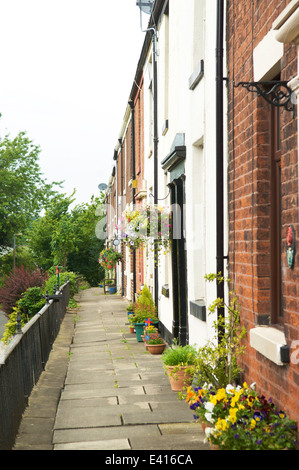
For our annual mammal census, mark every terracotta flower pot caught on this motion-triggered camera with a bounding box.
[146,342,166,355]
[166,366,193,391]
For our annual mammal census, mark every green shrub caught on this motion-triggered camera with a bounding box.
[44,271,78,297]
[1,270,79,343]
[161,343,197,367]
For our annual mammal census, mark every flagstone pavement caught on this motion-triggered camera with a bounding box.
[13,287,210,451]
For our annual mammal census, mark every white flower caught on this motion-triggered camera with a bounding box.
[205,426,213,438]
[204,402,215,413]
[226,384,235,394]
[204,412,215,423]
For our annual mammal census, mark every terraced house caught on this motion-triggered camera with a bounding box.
[103,0,299,430]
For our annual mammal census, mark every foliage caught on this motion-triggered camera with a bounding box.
[44,271,79,297]
[17,286,46,317]
[144,324,158,335]
[0,246,37,279]
[0,266,47,315]
[99,247,122,271]
[186,383,297,450]
[27,194,105,285]
[126,303,134,312]
[161,343,197,367]
[131,285,158,323]
[145,333,164,345]
[1,270,79,343]
[0,131,61,250]
[1,286,45,343]
[193,273,246,389]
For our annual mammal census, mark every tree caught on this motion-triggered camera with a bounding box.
[67,197,105,285]
[27,193,105,285]
[0,131,61,250]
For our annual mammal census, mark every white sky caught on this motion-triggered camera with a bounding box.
[0,0,147,205]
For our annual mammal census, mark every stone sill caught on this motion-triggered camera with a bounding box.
[249,326,288,366]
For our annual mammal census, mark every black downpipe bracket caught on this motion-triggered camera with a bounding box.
[216,0,225,339]
[129,100,137,298]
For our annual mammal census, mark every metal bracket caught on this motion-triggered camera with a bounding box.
[234,81,295,113]
[43,288,62,304]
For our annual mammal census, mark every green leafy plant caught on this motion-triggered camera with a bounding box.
[99,247,122,271]
[130,285,158,323]
[1,286,45,343]
[1,270,79,343]
[161,343,197,367]
[193,273,246,389]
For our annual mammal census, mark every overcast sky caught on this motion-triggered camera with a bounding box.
[0,0,147,205]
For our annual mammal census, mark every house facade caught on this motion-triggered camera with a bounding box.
[103,0,298,430]
[227,0,299,424]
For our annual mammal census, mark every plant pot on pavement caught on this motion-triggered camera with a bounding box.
[166,366,193,391]
[147,342,166,355]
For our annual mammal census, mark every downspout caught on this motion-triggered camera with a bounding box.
[216,0,225,339]
[152,30,159,310]
[119,138,125,297]
[129,100,137,298]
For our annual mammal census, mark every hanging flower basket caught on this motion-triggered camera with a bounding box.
[116,204,172,260]
[98,247,122,271]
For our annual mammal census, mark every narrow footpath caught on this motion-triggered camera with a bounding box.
[13,287,209,451]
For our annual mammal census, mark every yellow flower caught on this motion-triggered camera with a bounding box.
[228,407,238,423]
[215,388,226,402]
[243,382,248,389]
[210,395,217,406]
[250,419,256,429]
[215,418,229,431]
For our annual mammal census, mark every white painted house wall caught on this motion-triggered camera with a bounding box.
[142,0,228,347]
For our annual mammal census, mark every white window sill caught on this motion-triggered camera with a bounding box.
[249,326,288,366]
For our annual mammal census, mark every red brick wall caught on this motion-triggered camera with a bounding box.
[113,76,145,301]
[227,0,299,425]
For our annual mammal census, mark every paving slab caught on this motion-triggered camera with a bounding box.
[13,288,210,451]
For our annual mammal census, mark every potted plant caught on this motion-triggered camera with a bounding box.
[191,273,246,390]
[126,303,134,318]
[161,342,197,391]
[131,285,158,342]
[186,382,297,450]
[145,333,166,355]
[128,313,136,334]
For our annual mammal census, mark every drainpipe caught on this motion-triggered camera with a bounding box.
[129,100,137,298]
[152,30,159,311]
[119,138,125,297]
[216,0,225,339]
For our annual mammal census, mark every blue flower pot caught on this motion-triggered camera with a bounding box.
[109,287,116,294]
